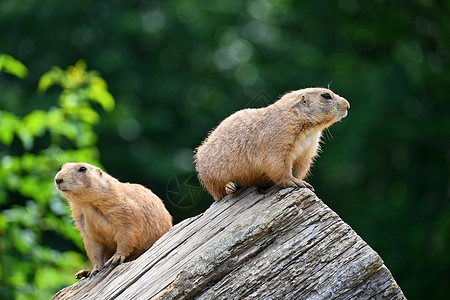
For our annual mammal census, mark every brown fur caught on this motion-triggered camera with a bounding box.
[55,162,172,279]
[195,87,350,200]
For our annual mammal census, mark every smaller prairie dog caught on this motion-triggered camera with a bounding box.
[55,162,172,279]
[195,87,350,200]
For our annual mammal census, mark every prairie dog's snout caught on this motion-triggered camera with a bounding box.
[341,98,350,110]
[55,176,63,189]
[55,171,67,191]
[340,98,350,117]
[332,92,350,110]
[54,165,77,192]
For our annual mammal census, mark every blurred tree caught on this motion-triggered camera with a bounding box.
[0,0,449,299]
[0,56,114,299]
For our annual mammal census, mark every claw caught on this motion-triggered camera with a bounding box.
[75,269,91,280]
[303,181,315,191]
[74,266,103,280]
[291,180,314,191]
[88,268,100,279]
[292,180,306,188]
[225,181,238,194]
[104,254,126,269]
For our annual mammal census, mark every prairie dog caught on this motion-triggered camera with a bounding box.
[55,162,172,279]
[195,87,350,200]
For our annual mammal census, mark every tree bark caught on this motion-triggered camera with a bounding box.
[52,186,406,300]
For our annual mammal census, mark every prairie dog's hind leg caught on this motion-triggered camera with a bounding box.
[225,181,239,195]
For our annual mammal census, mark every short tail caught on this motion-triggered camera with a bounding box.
[225,181,238,195]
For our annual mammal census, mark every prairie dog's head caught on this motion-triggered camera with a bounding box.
[55,162,107,202]
[278,87,350,129]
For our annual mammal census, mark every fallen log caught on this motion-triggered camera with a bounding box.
[52,186,406,299]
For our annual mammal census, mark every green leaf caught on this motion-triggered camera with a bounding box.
[59,121,79,140]
[59,91,81,110]
[38,66,63,93]
[46,108,64,128]
[0,155,21,173]
[64,60,88,89]
[87,83,115,111]
[38,72,54,93]
[16,124,34,150]
[0,54,28,78]
[72,106,100,125]
[0,111,19,145]
[81,107,100,124]
[0,214,7,231]
[23,110,47,137]
[75,130,97,147]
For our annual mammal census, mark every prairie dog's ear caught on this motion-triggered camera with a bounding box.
[296,94,307,106]
[97,168,103,176]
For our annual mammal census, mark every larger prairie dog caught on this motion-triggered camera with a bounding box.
[55,162,172,279]
[195,87,350,200]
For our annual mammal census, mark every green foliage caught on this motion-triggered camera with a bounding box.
[38,60,114,112]
[0,54,28,79]
[0,57,114,299]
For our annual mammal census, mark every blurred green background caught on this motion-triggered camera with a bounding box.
[0,0,449,299]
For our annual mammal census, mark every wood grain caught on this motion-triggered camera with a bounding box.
[52,186,406,300]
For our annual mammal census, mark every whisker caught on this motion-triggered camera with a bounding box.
[327,81,333,90]
[323,128,333,141]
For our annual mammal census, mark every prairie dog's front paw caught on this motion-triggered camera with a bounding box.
[75,269,91,280]
[103,254,126,269]
[302,181,314,191]
[282,179,314,191]
[281,178,304,188]
[88,268,102,279]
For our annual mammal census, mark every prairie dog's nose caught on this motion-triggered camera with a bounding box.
[344,100,350,110]
[55,178,63,185]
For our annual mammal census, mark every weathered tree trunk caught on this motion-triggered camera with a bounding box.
[52,186,406,299]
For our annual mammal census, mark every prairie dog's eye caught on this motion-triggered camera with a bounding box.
[321,93,332,100]
[78,167,87,172]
